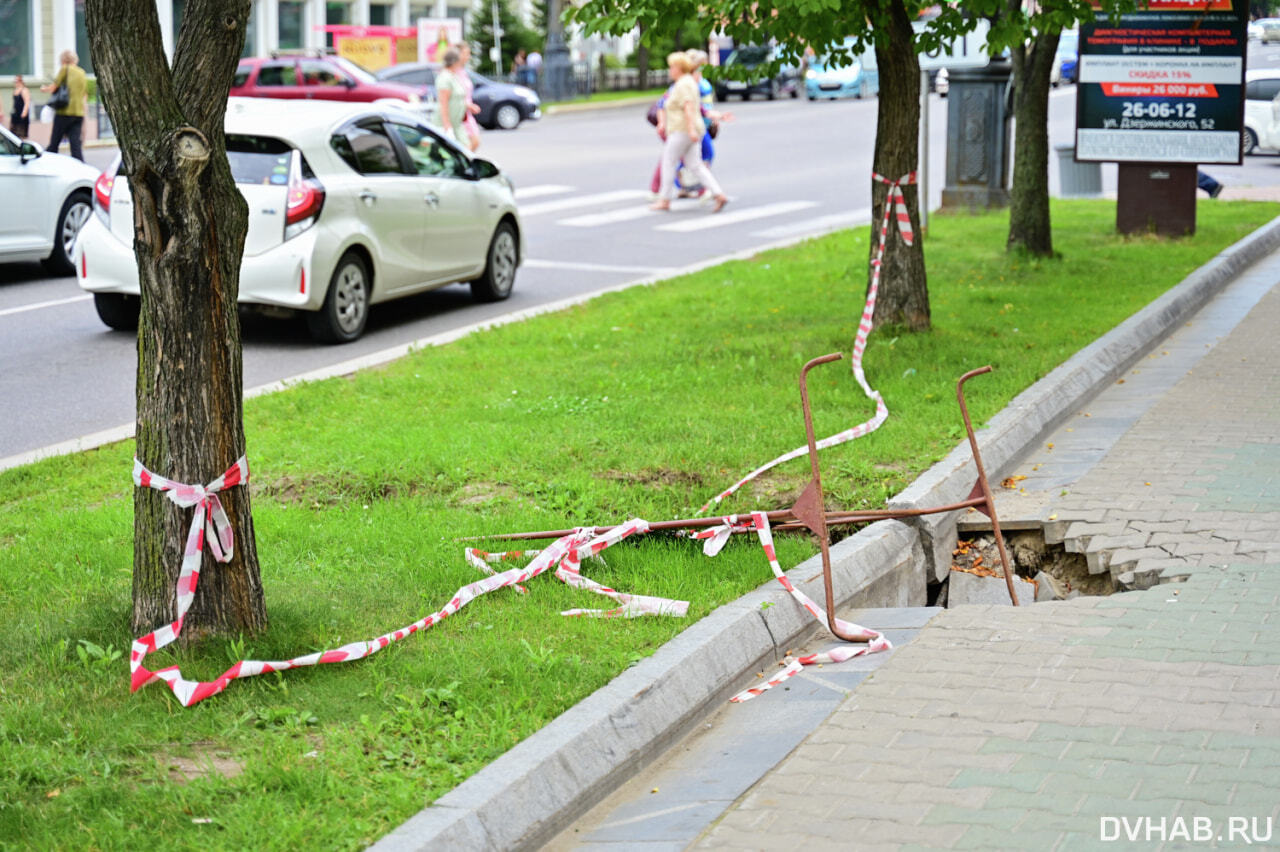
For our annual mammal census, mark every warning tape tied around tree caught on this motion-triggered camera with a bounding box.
[130,463,690,708]
[697,171,914,515]
[129,463,887,706]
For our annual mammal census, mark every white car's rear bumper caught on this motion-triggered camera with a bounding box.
[75,215,323,311]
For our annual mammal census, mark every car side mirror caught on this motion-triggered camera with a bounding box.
[469,158,500,180]
[19,141,42,163]
[342,77,356,88]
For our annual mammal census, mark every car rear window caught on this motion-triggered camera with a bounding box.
[226,135,295,186]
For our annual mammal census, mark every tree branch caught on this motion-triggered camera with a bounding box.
[171,0,251,139]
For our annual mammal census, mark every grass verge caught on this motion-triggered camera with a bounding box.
[1,199,1276,848]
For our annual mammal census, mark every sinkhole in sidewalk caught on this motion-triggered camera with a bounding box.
[932,527,1117,607]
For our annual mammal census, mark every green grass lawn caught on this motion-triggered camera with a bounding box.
[1,200,1275,849]
[547,86,668,108]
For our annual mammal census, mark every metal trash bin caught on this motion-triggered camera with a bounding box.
[1056,144,1101,197]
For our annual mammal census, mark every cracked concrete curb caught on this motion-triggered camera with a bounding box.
[368,521,917,852]
[370,215,1280,850]
[889,214,1280,582]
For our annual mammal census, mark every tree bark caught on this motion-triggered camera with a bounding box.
[1007,30,1060,256]
[870,0,930,331]
[86,0,267,639]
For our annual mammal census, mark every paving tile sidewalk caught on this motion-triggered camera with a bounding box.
[693,273,1280,848]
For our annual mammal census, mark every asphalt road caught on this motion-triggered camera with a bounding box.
[4,42,1280,461]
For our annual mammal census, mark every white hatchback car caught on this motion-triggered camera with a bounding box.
[1243,70,1280,155]
[76,98,523,342]
[0,124,99,274]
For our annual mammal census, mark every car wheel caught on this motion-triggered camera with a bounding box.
[471,221,518,303]
[1243,127,1259,156]
[45,191,92,276]
[790,85,799,99]
[308,252,370,343]
[494,102,522,130]
[807,93,816,101]
[93,293,140,331]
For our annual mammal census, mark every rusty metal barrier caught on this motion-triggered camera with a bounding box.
[475,355,1019,610]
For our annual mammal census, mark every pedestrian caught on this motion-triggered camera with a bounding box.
[435,47,472,148]
[650,52,727,213]
[527,49,543,87]
[456,42,483,152]
[8,74,31,139]
[511,49,527,84]
[1197,170,1224,198]
[40,50,87,161]
[680,49,732,199]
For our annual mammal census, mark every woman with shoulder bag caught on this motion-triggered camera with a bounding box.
[40,50,87,161]
[650,52,727,213]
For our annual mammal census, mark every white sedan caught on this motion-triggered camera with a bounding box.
[76,98,523,343]
[0,124,99,274]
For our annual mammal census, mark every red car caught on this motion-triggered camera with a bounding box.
[232,55,432,115]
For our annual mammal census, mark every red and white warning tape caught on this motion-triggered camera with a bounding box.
[130,465,686,707]
[697,171,915,515]
[727,512,890,702]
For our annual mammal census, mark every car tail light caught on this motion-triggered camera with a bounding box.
[285,177,324,241]
[94,164,117,224]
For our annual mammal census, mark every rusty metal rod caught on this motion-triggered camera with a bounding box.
[458,496,994,544]
[956,366,1019,606]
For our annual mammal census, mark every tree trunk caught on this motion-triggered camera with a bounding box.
[870,0,930,331]
[1007,30,1060,256]
[86,0,267,640]
[637,23,649,90]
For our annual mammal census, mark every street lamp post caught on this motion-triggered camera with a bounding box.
[542,0,572,100]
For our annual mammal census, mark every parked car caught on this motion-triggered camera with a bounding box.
[804,39,879,100]
[1262,20,1280,43]
[714,46,800,101]
[1243,69,1280,154]
[231,54,434,123]
[76,98,522,343]
[1051,30,1078,86]
[376,62,541,130]
[0,123,98,274]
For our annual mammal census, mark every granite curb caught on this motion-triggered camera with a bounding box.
[372,215,1280,850]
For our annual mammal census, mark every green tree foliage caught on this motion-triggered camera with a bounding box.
[471,0,542,77]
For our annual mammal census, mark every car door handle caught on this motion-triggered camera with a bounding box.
[424,192,440,208]
[359,190,377,206]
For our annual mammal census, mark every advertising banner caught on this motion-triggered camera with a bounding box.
[1075,0,1247,164]
[416,17,465,65]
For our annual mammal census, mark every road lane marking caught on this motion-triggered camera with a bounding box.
[0,294,92,318]
[752,208,871,239]
[557,206,660,227]
[519,189,650,216]
[514,184,574,200]
[525,258,678,274]
[654,201,818,233]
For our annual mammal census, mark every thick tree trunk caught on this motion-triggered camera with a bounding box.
[870,0,930,331]
[1007,31,1060,256]
[86,0,267,639]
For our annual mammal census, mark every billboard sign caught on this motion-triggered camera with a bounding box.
[416,17,465,65]
[1075,0,1247,164]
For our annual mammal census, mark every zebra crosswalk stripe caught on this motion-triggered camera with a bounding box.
[654,201,818,233]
